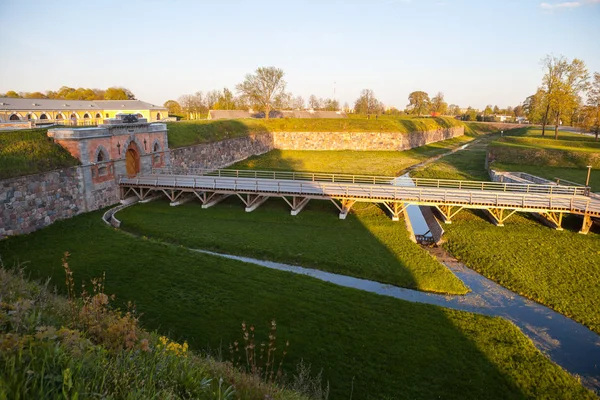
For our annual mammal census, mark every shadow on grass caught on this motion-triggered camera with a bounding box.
[0,210,557,399]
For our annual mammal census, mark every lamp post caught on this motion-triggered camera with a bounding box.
[586,165,592,187]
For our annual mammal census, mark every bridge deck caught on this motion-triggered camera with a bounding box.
[119,169,600,233]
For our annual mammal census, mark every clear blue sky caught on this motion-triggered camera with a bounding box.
[1,0,599,110]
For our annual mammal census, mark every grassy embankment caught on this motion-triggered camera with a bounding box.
[411,127,600,334]
[0,128,80,180]
[0,267,310,399]
[489,128,600,190]
[166,116,463,148]
[0,212,594,399]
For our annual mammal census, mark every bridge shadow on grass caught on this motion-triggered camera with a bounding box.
[1,211,589,399]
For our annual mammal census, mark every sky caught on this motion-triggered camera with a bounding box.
[1,0,599,110]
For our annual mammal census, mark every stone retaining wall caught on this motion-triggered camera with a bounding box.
[1,168,84,237]
[169,133,274,171]
[272,127,464,151]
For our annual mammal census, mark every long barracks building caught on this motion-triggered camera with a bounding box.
[0,97,168,126]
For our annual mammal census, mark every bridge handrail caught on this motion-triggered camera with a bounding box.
[150,168,589,196]
[119,175,597,212]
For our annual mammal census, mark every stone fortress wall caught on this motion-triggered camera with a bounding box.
[1,126,463,237]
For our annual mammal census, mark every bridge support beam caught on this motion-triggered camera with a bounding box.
[484,208,517,227]
[435,205,463,224]
[282,196,311,216]
[382,202,406,222]
[237,194,269,212]
[162,189,186,204]
[579,214,593,235]
[170,194,194,207]
[127,187,154,202]
[201,193,230,209]
[537,211,564,231]
[333,199,356,220]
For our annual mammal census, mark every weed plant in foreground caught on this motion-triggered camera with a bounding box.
[0,211,595,399]
[0,261,311,399]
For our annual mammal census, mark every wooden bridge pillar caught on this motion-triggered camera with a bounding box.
[484,208,517,227]
[435,205,463,224]
[382,202,406,222]
[282,196,311,216]
[335,199,356,220]
[537,211,564,231]
[579,214,593,235]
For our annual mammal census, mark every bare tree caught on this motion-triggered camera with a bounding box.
[354,89,382,115]
[236,67,286,120]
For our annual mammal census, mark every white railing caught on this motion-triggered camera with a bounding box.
[150,168,590,196]
[119,175,599,216]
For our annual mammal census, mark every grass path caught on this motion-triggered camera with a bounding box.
[0,211,594,399]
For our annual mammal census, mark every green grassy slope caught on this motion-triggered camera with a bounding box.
[0,212,593,399]
[0,128,80,179]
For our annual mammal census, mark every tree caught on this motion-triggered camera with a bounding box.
[236,67,285,120]
[164,100,182,115]
[104,87,130,100]
[448,104,461,116]
[308,95,321,110]
[406,91,430,115]
[430,92,448,115]
[2,90,21,98]
[354,89,382,115]
[538,55,588,138]
[584,72,600,141]
[322,98,340,111]
[217,88,236,110]
[493,105,500,114]
[24,92,47,99]
[291,95,305,110]
[545,57,589,139]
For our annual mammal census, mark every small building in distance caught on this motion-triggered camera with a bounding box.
[0,97,168,128]
[207,109,348,120]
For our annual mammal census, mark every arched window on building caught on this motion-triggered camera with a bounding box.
[156,112,161,120]
[40,113,48,120]
[152,142,161,164]
[95,113,102,119]
[96,148,109,176]
[9,114,21,121]
[137,113,143,118]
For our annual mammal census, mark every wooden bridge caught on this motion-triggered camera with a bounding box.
[119,168,600,234]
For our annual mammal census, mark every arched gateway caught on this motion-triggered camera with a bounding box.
[125,142,141,177]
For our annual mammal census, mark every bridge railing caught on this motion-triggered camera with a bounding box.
[151,167,590,196]
[120,175,598,216]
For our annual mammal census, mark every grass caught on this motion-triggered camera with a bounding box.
[0,267,310,400]
[0,128,80,179]
[234,136,473,177]
[118,199,468,295]
[0,212,594,399]
[493,163,600,192]
[489,136,600,169]
[412,127,600,334]
[166,116,463,148]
